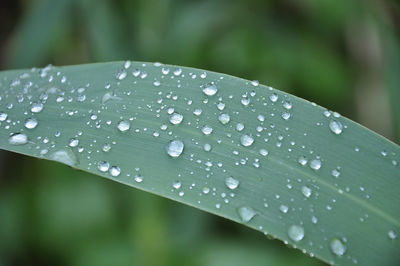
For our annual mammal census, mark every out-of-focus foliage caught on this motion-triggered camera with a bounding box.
[0,0,399,265]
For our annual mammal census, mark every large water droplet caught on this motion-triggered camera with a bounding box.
[218,113,230,124]
[240,134,254,147]
[69,138,79,147]
[170,113,183,125]
[329,120,343,135]
[330,238,346,256]
[8,133,28,145]
[24,118,38,129]
[117,120,130,132]
[49,149,78,166]
[309,159,322,170]
[225,177,239,190]
[288,225,305,242]
[202,83,217,96]
[166,140,184,158]
[201,125,213,135]
[31,102,43,113]
[0,112,7,121]
[109,166,121,177]
[98,161,110,172]
[237,206,257,222]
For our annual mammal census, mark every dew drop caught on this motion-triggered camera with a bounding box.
[116,70,127,80]
[330,238,346,256]
[298,156,308,166]
[172,181,181,189]
[0,112,7,121]
[388,230,397,239]
[225,177,239,190]
[281,112,291,120]
[170,113,183,125]
[202,125,213,135]
[166,140,184,158]
[301,186,312,198]
[68,138,79,147]
[24,118,38,129]
[218,113,230,124]
[329,120,343,135]
[31,102,43,113]
[134,174,143,183]
[98,161,110,172]
[288,225,305,242]
[117,120,130,132]
[8,133,28,145]
[49,149,77,166]
[269,93,278,103]
[109,166,121,177]
[203,143,212,152]
[202,83,217,96]
[240,134,254,147]
[236,123,244,132]
[102,144,111,152]
[279,205,289,213]
[309,159,322,170]
[237,206,257,222]
[259,149,269,156]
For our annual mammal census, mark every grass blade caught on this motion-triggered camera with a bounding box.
[0,61,399,265]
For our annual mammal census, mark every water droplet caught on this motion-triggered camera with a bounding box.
[237,206,257,222]
[31,102,43,113]
[170,113,183,125]
[259,149,269,156]
[117,120,130,132]
[166,140,184,158]
[298,156,308,166]
[116,69,127,80]
[172,181,181,189]
[309,159,322,170]
[236,123,244,132]
[109,166,121,177]
[332,168,341,178]
[240,134,254,147]
[218,113,230,124]
[301,186,312,198]
[98,161,110,172]
[202,83,217,96]
[0,112,7,121]
[269,93,278,103]
[8,133,28,145]
[241,97,250,106]
[134,174,143,183]
[49,149,77,166]
[69,138,79,147]
[204,143,212,152]
[279,204,289,213]
[24,118,38,129]
[330,238,346,256]
[388,230,397,239]
[225,177,239,190]
[251,80,259,86]
[281,112,291,120]
[202,125,213,135]
[288,225,305,242]
[283,101,292,110]
[102,144,111,152]
[329,120,343,135]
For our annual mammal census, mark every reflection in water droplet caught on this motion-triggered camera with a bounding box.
[166,140,184,158]
[8,133,28,145]
[288,225,305,242]
[117,120,130,132]
[330,238,346,256]
[237,206,257,222]
[240,134,254,147]
[24,118,38,129]
[225,177,239,190]
[329,120,343,135]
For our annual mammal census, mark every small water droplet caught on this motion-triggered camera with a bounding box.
[69,138,79,147]
[109,166,121,177]
[24,118,38,129]
[279,204,289,213]
[330,238,346,256]
[170,113,183,125]
[269,93,278,103]
[166,140,184,158]
[298,156,308,166]
[259,149,269,156]
[204,143,212,152]
[329,120,343,135]
[117,120,130,132]
[134,174,143,183]
[172,181,181,189]
[332,168,341,178]
[202,83,217,96]
[225,177,239,190]
[240,134,254,147]
[0,112,7,121]
[116,69,127,80]
[301,186,312,198]
[237,206,257,222]
[281,112,291,120]
[288,225,304,242]
[388,230,397,240]
[8,133,28,145]
[236,123,244,132]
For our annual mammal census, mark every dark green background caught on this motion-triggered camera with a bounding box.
[0,0,399,265]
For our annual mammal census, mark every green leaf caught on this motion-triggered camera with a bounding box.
[0,61,399,265]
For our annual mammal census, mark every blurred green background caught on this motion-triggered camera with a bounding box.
[0,0,399,265]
